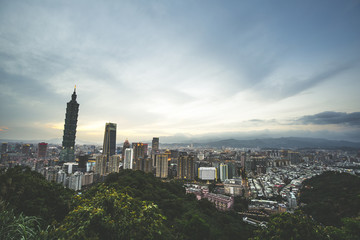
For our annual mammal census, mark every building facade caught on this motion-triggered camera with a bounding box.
[152,137,159,153]
[37,142,48,159]
[124,148,133,169]
[103,122,117,161]
[60,87,79,162]
[156,154,168,178]
[177,155,195,180]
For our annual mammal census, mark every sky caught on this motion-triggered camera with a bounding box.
[0,0,360,144]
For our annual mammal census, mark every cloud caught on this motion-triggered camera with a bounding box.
[297,111,360,126]
[0,126,8,131]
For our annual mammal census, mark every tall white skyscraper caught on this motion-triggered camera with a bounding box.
[124,148,133,169]
[220,163,228,182]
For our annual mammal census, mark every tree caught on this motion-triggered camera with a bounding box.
[0,201,45,240]
[250,211,328,240]
[54,186,172,240]
[0,166,74,224]
[300,171,360,226]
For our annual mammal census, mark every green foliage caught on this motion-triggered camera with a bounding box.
[0,166,74,225]
[0,201,45,240]
[54,186,171,240]
[86,170,253,240]
[233,196,249,212]
[324,217,360,240]
[300,171,360,226]
[250,211,328,240]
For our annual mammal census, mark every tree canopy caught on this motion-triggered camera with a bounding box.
[0,166,74,224]
[300,171,360,226]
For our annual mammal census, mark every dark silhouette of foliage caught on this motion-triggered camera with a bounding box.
[300,171,360,226]
[250,211,328,240]
[0,200,53,240]
[53,187,171,240]
[84,170,253,240]
[0,166,74,225]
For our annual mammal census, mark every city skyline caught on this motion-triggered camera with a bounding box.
[0,1,360,143]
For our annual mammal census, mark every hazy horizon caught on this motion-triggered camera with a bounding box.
[1,1,359,143]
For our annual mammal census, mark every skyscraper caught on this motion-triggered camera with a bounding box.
[152,137,159,153]
[177,155,195,180]
[103,123,117,160]
[122,139,131,160]
[38,142,48,159]
[60,87,79,162]
[124,148,133,169]
[1,143,7,153]
[156,154,168,178]
[220,163,229,182]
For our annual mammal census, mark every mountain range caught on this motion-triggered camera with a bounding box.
[1,137,359,149]
[162,137,360,149]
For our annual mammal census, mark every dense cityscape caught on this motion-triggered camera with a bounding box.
[1,1,359,239]
[1,89,359,233]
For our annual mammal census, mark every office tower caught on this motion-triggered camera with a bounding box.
[103,122,117,160]
[22,144,31,156]
[156,154,168,178]
[227,162,235,179]
[144,158,152,173]
[68,171,83,191]
[132,142,146,169]
[1,143,7,153]
[143,143,148,156]
[124,148,133,169]
[82,172,94,186]
[38,142,48,159]
[78,155,89,172]
[56,170,67,186]
[152,137,159,153]
[60,87,79,162]
[177,155,195,180]
[220,164,229,182]
[108,155,121,173]
[122,139,131,159]
[95,155,107,176]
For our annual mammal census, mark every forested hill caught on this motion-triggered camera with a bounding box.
[1,167,359,239]
[0,167,253,239]
[300,171,360,226]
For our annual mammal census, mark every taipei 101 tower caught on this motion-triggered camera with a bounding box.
[60,86,79,162]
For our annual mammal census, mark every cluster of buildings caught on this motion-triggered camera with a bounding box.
[1,88,359,214]
[185,184,234,211]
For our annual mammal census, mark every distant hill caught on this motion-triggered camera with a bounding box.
[0,138,97,145]
[199,137,360,149]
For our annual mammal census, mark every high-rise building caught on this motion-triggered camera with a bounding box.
[156,154,168,178]
[60,87,79,162]
[122,139,131,159]
[38,142,48,159]
[1,143,7,153]
[132,142,146,169]
[220,164,228,182]
[68,171,83,191]
[143,157,152,173]
[152,137,159,153]
[177,155,195,180]
[95,155,107,176]
[103,122,117,160]
[124,148,133,169]
[108,155,121,173]
[56,169,67,186]
[22,144,31,156]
